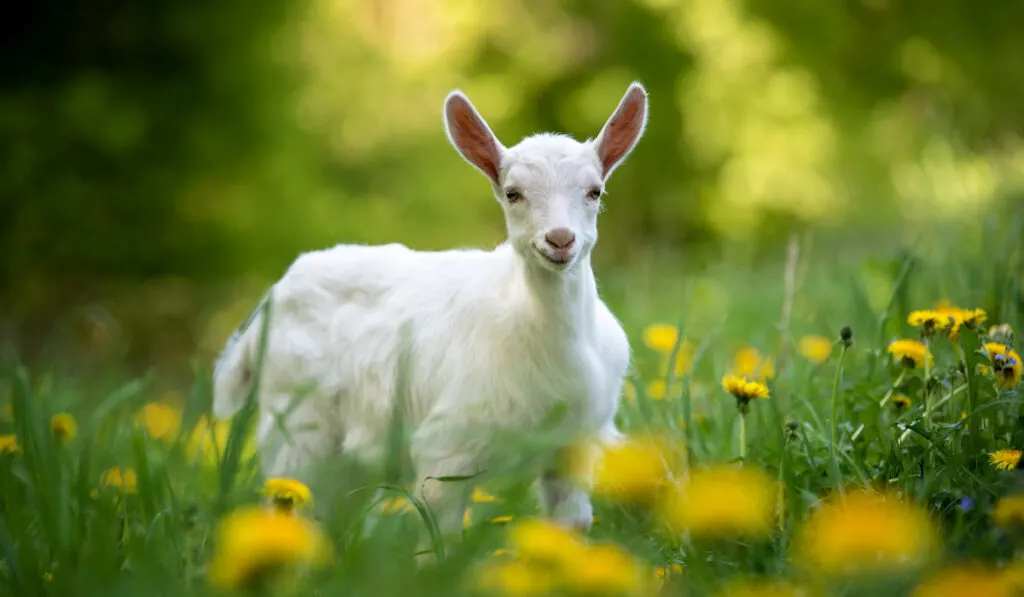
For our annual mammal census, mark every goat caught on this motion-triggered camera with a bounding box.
[212,82,649,544]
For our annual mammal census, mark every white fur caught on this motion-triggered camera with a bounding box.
[213,82,649,542]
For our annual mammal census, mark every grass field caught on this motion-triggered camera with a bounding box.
[1,214,1023,597]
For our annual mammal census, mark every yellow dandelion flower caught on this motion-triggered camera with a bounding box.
[592,435,681,503]
[913,564,1017,597]
[982,342,1022,389]
[887,339,933,369]
[989,449,1023,471]
[565,542,645,596]
[507,518,589,570]
[657,341,696,378]
[474,558,555,597]
[714,578,813,597]
[50,413,77,443]
[263,478,312,513]
[722,375,770,402]
[929,305,988,340]
[654,563,683,582]
[891,395,912,410]
[659,465,776,540]
[731,347,775,381]
[798,336,833,365]
[993,495,1024,530]
[645,379,667,400]
[473,487,497,503]
[0,434,17,455]
[908,309,954,332]
[491,515,513,524]
[206,505,332,590]
[643,323,680,353]
[378,496,414,515]
[99,467,138,494]
[135,402,182,441]
[186,415,256,466]
[793,489,940,576]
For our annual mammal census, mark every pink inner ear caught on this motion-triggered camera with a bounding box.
[447,98,501,183]
[598,89,646,178]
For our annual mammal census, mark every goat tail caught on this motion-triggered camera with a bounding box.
[212,291,271,420]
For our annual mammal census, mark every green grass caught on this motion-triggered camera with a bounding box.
[1,213,1022,597]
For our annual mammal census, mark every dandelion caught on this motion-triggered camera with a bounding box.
[50,413,77,443]
[659,464,776,540]
[993,495,1024,530]
[263,478,312,513]
[907,309,954,334]
[135,402,182,441]
[206,505,332,590]
[713,578,812,597]
[491,515,513,524]
[592,434,680,503]
[891,395,911,410]
[473,487,497,503]
[887,339,933,369]
[798,335,833,364]
[982,342,1022,389]
[793,489,940,576]
[99,467,138,494]
[507,518,589,569]
[654,563,683,585]
[721,375,770,412]
[989,449,1023,471]
[645,379,667,400]
[565,541,646,596]
[912,564,1017,597]
[0,434,17,455]
[475,558,555,597]
[731,347,775,381]
[927,305,988,340]
[643,323,679,353]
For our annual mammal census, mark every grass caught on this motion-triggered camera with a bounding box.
[1,213,1022,597]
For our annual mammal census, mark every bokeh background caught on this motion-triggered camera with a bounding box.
[4,0,1024,381]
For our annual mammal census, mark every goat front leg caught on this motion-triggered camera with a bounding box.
[539,439,602,533]
[409,421,480,560]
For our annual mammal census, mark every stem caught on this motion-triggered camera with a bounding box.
[878,369,908,408]
[923,335,933,431]
[739,413,747,462]
[829,343,849,493]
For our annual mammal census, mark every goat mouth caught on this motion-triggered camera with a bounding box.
[533,246,574,268]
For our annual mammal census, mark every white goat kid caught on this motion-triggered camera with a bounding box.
[212,82,649,541]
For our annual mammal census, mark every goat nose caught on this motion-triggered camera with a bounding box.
[545,228,576,249]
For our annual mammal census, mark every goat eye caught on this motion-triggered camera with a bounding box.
[504,188,523,203]
[586,188,602,201]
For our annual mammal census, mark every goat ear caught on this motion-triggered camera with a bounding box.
[593,82,648,179]
[443,91,506,186]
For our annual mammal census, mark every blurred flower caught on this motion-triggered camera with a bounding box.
[42,572,52,582]
[263,478,312,514]
[473,487,497,503]
[207,505,332,590]
[713,578,812,597]
[927,305,987,340]
[793,489,940,576]
[645,379,667,400]
[135,402,182,442]
[186,415,255,466]
[887,339,933,369]
[731,347,775,381]
[659,464,776,540]
[0,434,17,455]
[982,342,1022,389]
[491,515,513,524]
[959,497,974,512]
[993,495,1024,530]
[475,558,555,597]
[507,518,589,569]
[643,323,680,353]
[622,381,637,405]
[653,563,683,585]
[912,564,1017,597]
[592,434,681,503]
[379,496,415,515]
[989,323,1014,344]
[50,413,77,444]
[989,449,1023,471]
[99,467,138,494]
[798,335,833,364]
[840,326,854,348]
[891,395,911,410]
[565,541,646,596]
[908,309,954,334]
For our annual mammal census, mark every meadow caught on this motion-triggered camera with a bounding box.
[1,213,1022,597]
